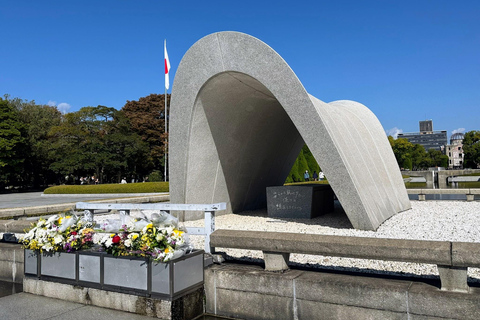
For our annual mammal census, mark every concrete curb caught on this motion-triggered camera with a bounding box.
[41,192,169,198]
[0,194,170,220]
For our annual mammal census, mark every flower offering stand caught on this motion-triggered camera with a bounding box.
[24,248,204,300]
[21,202,227,318]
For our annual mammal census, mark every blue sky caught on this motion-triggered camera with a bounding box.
[1,1,479,139]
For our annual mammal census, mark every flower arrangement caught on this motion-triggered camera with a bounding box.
[22,211,190,263]
[21,214,94,253]
[96,221,188,262]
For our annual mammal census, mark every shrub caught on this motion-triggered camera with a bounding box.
[284,180,329,186]
[44,182,169,194]
[148,170,163,182]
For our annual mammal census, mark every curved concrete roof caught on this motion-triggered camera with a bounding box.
[169,31,410,230]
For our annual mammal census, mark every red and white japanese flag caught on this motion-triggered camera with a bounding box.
[164,40,171,90]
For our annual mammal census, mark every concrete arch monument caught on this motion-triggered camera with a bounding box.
[169,31,410,230]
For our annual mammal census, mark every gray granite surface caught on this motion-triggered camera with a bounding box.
[169,31,410,230]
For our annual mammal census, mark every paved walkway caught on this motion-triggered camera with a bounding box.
[0,192,168,209]
[0,292,177,320]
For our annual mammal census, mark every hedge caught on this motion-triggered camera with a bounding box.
[284,180,329,186]
[43,182,169,194]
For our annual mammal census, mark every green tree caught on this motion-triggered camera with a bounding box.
[463,131,480,168]
[302,144,320,175]
[388,136,414,169]
[410,144,429,170]
[49,106,149,183]
[427,149,449,168]
[17,102,63,187]
[121,94,169,174]
[403,158,413,171]
[0,97,26,188]
[388,135,452,170]
[285,144,321,183]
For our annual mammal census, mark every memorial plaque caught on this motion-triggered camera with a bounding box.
[267,184,334,219]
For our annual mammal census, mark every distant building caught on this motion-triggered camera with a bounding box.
[397,120,447,151]
[419,120,433,132]
[446,133,464,169]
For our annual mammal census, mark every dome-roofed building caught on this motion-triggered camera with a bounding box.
[450,132,465,145]
[446,132,465,169]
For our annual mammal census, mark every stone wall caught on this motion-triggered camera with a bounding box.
[0,243,24,283]
[205,263,480,320]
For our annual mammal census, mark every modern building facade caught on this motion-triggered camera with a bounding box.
[397,120,447,151]
[419,120,433,132]
[446,132,465,169]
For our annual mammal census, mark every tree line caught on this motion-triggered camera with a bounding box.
[0,94,169,190]
[388,133,480,170]
[286,131,480,182]
[2,92,479,190]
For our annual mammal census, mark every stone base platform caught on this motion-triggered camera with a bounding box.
[23,278,203,320]
[205,263,480,320]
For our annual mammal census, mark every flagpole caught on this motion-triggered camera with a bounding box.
[164,39,168,182]
[164,83,168,182]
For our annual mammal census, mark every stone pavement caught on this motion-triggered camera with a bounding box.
[0,292,165,320]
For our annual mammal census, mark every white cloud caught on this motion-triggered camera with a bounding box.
[47,100,56,107]
[386,127,403,139]
[451,128,465,135]
[57,102,71,114]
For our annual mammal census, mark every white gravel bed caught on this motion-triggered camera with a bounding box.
[185,200,480,281]
[93,201,480,281]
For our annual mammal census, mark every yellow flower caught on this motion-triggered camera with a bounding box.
[82,228,94,235]
[165,247,170,253]
[173,229,184,236]
[58,217,63,224]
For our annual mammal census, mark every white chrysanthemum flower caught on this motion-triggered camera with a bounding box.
[124,239,132,247]
[36,229,47,238]
[53,235,64,244]
[47,230,58,237]
[44,243,53,252]
[98,235,109,244]
[105,238,113,248]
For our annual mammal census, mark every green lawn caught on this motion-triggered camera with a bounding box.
[44,182,169,194]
